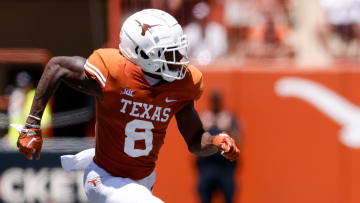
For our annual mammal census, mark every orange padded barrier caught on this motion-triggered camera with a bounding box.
[153,65,360,203]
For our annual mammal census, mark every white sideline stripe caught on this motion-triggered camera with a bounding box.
[84,65,106,87]
[85,60,106,82]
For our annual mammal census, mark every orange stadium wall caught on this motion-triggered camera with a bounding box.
[153,65,360,203]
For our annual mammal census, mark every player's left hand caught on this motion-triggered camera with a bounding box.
[11,124,43,160]
[212,132,240,161]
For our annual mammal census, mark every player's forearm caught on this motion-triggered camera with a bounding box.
[26,58,68,125]
[175,101,219,156]
[189,131,218,156]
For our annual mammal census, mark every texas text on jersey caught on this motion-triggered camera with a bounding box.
[84,48,203,180]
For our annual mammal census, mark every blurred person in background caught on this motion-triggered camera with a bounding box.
[287,0,331,66]
[6,71,52,148]
[197,91,241,203]
[184,1,228,65]
[223,0,258,58]
[246,0,294,58]
[318,0,360,57]
[12,9,239,203]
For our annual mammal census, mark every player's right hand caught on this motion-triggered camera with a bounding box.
[11,124,43,160]
[212,132,240,161]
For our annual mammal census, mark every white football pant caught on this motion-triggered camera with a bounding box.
[60,148,164,203]
[84,161,164,203]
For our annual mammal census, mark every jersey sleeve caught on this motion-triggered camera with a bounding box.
[189,65,204,100]
[84,50,109,89]
[172,66,203,114]
[194,75,203,100]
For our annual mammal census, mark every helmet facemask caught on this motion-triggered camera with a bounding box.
[153,35,189,82]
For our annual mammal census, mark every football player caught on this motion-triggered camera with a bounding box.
[14,9,240,203]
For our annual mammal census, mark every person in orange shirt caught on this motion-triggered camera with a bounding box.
[13,9,239,203]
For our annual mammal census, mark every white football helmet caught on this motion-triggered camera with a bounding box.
[119,9,189,82]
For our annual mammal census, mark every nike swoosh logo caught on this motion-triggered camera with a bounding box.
[165,97,177,103]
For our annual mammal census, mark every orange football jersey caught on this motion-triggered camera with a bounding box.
[84,48,203,180]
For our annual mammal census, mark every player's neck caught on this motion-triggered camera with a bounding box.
[143,73,162,86]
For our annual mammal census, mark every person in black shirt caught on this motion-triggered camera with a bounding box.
[197,91,241,203]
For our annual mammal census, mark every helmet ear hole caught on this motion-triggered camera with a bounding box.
[158,50,161,57]
[135,46,139,54]
[140,50,149,59]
